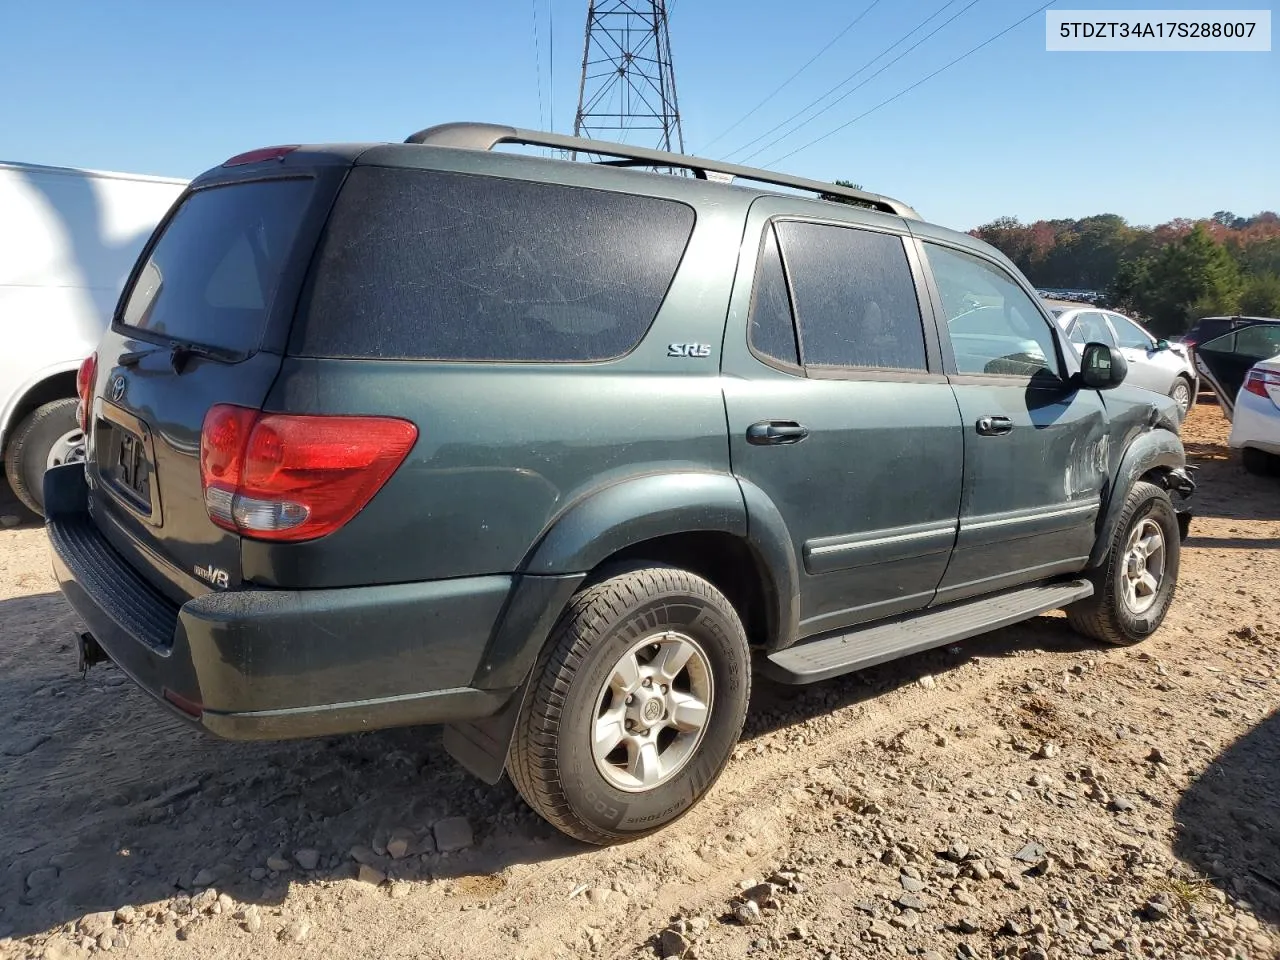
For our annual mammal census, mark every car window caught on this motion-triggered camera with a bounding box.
[1234,325,1280,359]
[119,179,313,353]
[774,221,927,372]
[1069,311,1115,347]
[748,225,800,367]
[299,167,695,361]
[1109,314,1154,350]
[923,243,1059,378]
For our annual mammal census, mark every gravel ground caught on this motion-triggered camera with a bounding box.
[0,397,1277,960]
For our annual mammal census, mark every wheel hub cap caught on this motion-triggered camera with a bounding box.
[592,631,713,792]
[1121,518,1165,615]
[46,428,86,472]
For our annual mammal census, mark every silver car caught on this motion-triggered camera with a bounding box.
[1046,300,1198,420]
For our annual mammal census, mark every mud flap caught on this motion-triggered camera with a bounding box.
[442,677,531,784]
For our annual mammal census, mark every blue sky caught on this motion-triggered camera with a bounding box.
[1,1,1275,229]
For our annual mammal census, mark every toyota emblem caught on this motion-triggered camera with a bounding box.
[109,375,126,402]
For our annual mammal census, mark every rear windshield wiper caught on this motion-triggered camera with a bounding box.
[169,341,245,373]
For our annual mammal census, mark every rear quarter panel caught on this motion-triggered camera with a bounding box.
[246,171,753,588]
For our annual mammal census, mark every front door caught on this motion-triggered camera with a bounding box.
[916,238,1110,605]
[722,204,964,642]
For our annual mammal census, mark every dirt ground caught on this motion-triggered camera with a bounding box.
[1,397,1277,960]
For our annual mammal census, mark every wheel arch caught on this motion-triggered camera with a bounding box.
[1,366,79,453]
[443,471,800,784]
[1089,428,1191,567]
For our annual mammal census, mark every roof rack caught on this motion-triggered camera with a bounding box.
[404,122,919,220]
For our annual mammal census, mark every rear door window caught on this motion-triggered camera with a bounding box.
[1069,311,1115,347]
[773,221,928,372]
[298,167,695,362]
[118,179,313,354]
[748,225,800,367]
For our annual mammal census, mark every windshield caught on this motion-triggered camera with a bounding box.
[118,179,313,354]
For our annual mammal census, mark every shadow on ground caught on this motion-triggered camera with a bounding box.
[0,578,1100,940]
[1174,708,1280,926]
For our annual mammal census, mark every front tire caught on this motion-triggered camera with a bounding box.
[3,398,83,516]
[1067,480,1179,646]
[1169,377,1193,422]
[508,566,751,845]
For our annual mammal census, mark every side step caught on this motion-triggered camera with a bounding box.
[763,579,1094,685]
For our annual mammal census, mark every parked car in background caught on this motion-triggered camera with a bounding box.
[1192,318,1280,421]
[1229,353,1280,475]
[1045,300,1198,421]
[0,161,186,515]
[46,122,1195,845]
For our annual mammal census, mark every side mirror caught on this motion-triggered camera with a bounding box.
[1079,342,1128,390]
[1155,338,1171,351]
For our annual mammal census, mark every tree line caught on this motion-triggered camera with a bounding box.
[969,211,1280,336]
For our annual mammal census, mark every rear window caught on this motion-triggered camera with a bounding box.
[297,167,696,362]
[118,179,313,354]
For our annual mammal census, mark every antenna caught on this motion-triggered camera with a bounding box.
[573,1,684,155]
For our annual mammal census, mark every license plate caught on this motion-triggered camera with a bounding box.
[116,431,149,501]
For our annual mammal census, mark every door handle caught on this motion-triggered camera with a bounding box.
[975,415,1014,436]
[747,420,809,445]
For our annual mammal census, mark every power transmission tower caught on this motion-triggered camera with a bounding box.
[573,1,684,154]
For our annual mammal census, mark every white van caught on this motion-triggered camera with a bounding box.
[1,161,186,515]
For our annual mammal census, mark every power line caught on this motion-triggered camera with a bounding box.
[765,1,1055,166]
[699,0,883,153]
[734,0,983,165]
[532,0,545,130]
[720,0,964,162]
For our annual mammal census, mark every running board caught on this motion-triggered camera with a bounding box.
[763,579,1094,685]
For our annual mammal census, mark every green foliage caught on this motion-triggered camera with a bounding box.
[1240,272,1280,317]
[1136,225,1242,335]
[973,210,1280,335]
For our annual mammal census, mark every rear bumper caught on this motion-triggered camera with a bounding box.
[1228,392,1280,455]
[44,464,519,740]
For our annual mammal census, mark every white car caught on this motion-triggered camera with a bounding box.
[1229,353,1280,475]
[1045,300,1198,421]
[1,160,186,515]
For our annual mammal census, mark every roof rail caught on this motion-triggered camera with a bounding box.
[404,122,919,220]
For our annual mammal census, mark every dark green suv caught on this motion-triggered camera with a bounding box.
[46,123,1195,844]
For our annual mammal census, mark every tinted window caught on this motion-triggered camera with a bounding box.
[774,222,926,371]
[1233,325,1280,359]
[1109,314,1153,349]
[299,167,695,361]
[925,244,1059,377]
[119,180,313,353]
[748,226,799,366]
[1069,311,1116,347]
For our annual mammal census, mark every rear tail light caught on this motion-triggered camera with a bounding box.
[75,352,97,433]
[199,405,417,542]
[1243,369,1280,405]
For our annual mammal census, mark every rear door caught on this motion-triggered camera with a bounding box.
[722,202,964,641]
[1196,322,1280,419]
[86,167,341,602]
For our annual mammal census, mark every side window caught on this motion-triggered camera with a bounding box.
[1071,311,1115,347]
[924,243,1060,378]
[1233,325,1280,359]
[1109,314,1154,350]
[774,221,927,372]
[748,226,800,367]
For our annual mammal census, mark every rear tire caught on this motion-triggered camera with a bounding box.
[1067,481,1179,646]
[3,398,83,516]
[508,565,751,845]
[1242,447,1280,477]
